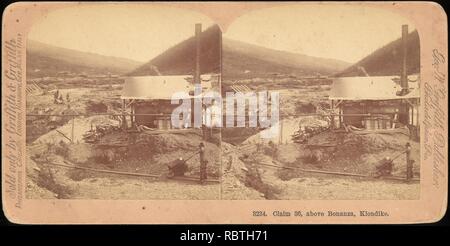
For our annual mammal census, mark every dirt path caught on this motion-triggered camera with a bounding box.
[221,171,265,200]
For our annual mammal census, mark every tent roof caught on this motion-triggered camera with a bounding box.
[121,75,218,100]
[329,75,420,100]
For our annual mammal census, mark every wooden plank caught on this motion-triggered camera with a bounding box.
[170,176,220,183]
[49,161,162,178]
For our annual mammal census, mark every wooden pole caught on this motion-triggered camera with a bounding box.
[122,99,126,130]
[130,101,135,127]
[280,120,283,144]
[331,100,335,129]
[55,161,161,178]
[406,142,413,181]
[401,24,409,92]
[55,129,72,142]
[195,23,201,84]
[71,116,75,143]
[416,99,420,140]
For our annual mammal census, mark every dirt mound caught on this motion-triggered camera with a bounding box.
[222,128,261,145]
[220,142,271,199]
[221,171,265,200]
[242,116,328,145]
[26,178,57,199]
[67,143,96,164]
[26,152,74,199]
[221,142,249,180]
[317,132,409,173]
[295,101,316,114]
[272,130,419,178]
[275,143,311,164]
[30,129,221,188]
[137,133,205,152]
[88,131,221,177]
[222,142,282,199]
[25,155,56,199]
[86,100,108,113]
[307,130,406,155]
[34,116,120,144]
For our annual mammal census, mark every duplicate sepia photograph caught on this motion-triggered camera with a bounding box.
[25,5,222,199]
[220,5,421,200]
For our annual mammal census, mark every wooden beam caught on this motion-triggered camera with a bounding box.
[71,116,75,143]
[334,99,344,108]
[48,161,161,178]
[331,100,335,129]
[126,99,135,108]
[55,129,72,142]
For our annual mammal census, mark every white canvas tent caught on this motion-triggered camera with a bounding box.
[329,75,420,101]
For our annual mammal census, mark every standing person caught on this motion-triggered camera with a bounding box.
[199,142,207,184]
[58,93,64,104]
[54,89,59,104]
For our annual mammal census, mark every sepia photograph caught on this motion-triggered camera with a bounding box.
[220,5,421,200]
[25,5,222,199]
[2,2,447,224]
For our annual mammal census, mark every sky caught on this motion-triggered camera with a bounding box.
[224,4,416,63]
[27,4,214,62]
[28,4,416,64]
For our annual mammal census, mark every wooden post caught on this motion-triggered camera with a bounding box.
[407,102,412,139]
[411,104,414,126]
[330,100,335,129]
[71,116,75,143]
[416,99,420,140]
[400,25,409,93]
[202,118,207,140]
[130,101,135,127]
[122,99,126,130]
[406,142,413,181]
[195,23,201,84]
[279,119,283,144]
